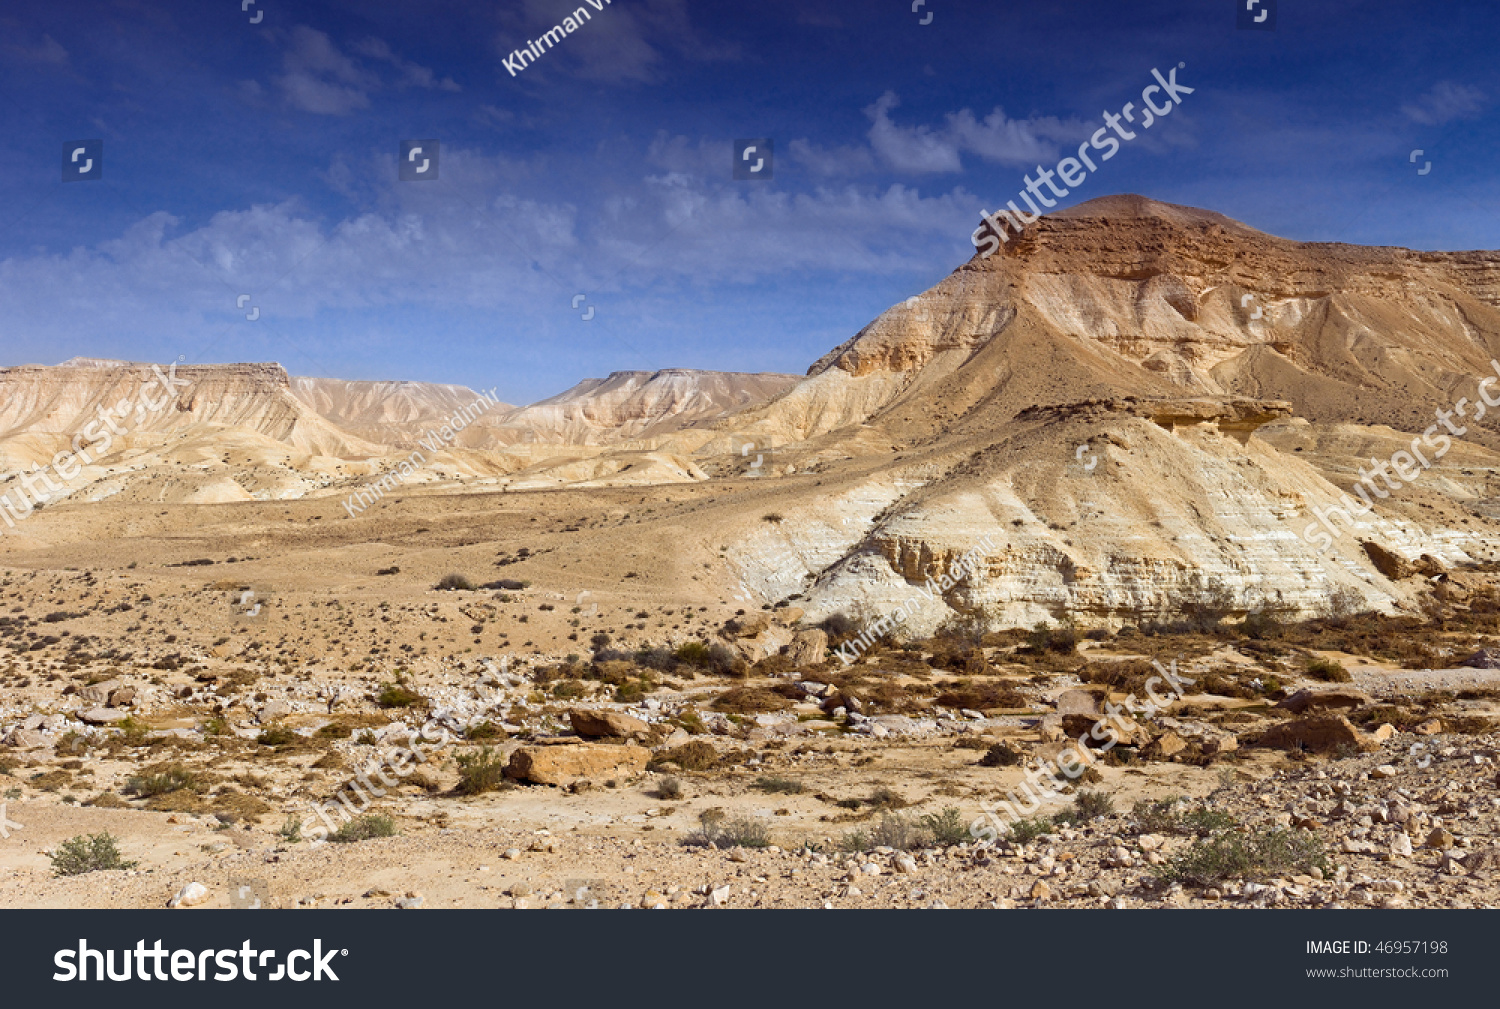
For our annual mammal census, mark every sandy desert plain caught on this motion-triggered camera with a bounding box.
[6,196,1500,910]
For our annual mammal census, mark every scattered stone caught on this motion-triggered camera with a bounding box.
[1277,687,1372,715]
[169,882,209,908]
[1255,715,1378,753]
[77,707,128,725]
[569,709,649,739]
[1371,765,1397,779]
[1425,828,1455,850]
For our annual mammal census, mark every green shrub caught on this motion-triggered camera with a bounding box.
[277,814,303,842]
[1062,789,1114,822]
[328,814,397,844]
[256,725,297,747]
[1155,827,1328,887]
[455,746,509,795]
[920,807,969,846]
[1008,816,1055,844]
[377,683,424,708]
[1132,796,1237,835]
[49,832,136,876]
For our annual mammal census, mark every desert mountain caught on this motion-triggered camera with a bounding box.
[8,196,1500,632]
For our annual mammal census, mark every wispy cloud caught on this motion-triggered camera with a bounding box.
[862,92,1087,174]
[272,27,459,115]
[1402,81,1486,125]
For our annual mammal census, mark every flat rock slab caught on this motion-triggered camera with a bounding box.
[506,743,650,786]
[77,707,128,725]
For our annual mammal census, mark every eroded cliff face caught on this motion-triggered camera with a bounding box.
[715,196,1500,628]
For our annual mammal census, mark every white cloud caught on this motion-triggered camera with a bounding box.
[1402,81,1486,125]
[787,138,877,177]
[862,92,1085,174]
[0,144,982,356]
[351,37,461,92]
[865,92,964,174]
[269,27,459,115]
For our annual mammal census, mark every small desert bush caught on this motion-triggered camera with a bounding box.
[376,682,424,708]
[328,813,398,844]
[839,828,871,852]
[85,792,129,809]
[1154,827,1328,887]
[868,785,906,810]
[978,742,1023,767]
[277,814,303,842]
[684,809,770,848]
[655,740,719,771]
[255,725,297,747]
[455,746,509,795]
[654,775,684,800]
[920,807,969,846]
[49,832,136,877]
[123,764,200,798]
[870,812,926,851]
[753,775,804,795]
[1052,789,1114,825]
[435,574,476,591]
[1305,656,1351,683]
[1007,816,1055,844]
[1132,796,1237,835]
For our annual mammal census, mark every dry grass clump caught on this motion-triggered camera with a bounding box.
[1305,656,1352,683]
[712,687,791,714]
[653,740,721,771]
[932,680,1027,710]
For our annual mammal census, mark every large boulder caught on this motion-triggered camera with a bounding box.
[724,612,773,638]
[1462,648,1500,670]
[77,707,129,725]
[1278,687,1372,715]
[106,686,137,708]
[3,728,47,749]
[77,680,123,705]
[1255,715,1379,753]
[784,629,828,666]
[506,743,650,786]
[569,709,649,739]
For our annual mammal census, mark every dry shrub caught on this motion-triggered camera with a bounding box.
[712,687,791,714]
[933,680,1027,710]
[655,740,721,771]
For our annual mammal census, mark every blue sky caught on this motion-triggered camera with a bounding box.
[0,0,1495,404]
